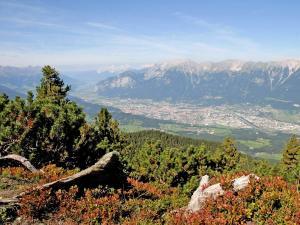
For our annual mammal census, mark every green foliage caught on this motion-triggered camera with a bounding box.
[282,135,300,169]
[0,205,17,224]
[237,155,276,177]
[212,137,241,172]
[0,93,9,112]
[0,66,123,168]
[128,140,211,187]
[125,130,219,151]
[280,135,300,182]
[36,65,70,103]
[74,108,125,168]
[0,67,86,167]
[125,135,281,192]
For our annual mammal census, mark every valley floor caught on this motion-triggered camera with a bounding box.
[78,95,300,161]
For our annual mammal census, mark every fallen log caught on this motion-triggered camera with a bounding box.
[187,174,259,212]
[0,154,39,173]
[0,151,126,205]
[37,151,126,191]
[0,198,19,205]
[0,151,125,204]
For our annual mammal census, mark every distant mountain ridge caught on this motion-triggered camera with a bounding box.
[96,60,300,106]
[0,66,112,96]
[0,84,25,98]
[2,61,300,107]
[0,66,41,93]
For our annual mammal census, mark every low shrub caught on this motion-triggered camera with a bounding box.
[167,175,300,225]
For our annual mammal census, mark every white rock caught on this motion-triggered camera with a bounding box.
[233,174,259,191]
[187,175,224,212]
[187,174,259,212]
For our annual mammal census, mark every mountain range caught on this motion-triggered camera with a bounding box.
[1,60,300,109]
[0,66,117,96]
[96,60,300,107]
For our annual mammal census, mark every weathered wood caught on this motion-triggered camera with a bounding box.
[19,151,124,197]
[0,198,19,205]
[0,154,39,173]
[38,151,126,191]
[0,151,126,205]
[187,174,259,212]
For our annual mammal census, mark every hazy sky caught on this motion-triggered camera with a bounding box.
[1,0,300,69]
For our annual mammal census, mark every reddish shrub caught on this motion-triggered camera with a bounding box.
[167,175,300,225]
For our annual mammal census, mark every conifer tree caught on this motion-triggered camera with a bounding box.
[0,66,84,166]
[0,93,9,111]
[74,108,125,168]
[213,137,240,171]
[26,91,34,107]
[36,65,70,103]
[282,135,300,170]
[0,66,123,168]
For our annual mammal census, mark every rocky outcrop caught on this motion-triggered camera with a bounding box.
[187,174,259,212]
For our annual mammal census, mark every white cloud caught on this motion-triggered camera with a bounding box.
[0,1,46,14]
[194,42,227,54]
[86,22,121,31]
[173,12,231,33]
[174,12,259,52]
[0,3,296,68]
[0,17,65,28]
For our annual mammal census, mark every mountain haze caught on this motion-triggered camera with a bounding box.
[0,66,112,96]
[96,60,300,106]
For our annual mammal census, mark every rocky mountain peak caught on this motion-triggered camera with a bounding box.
[96,59,300,105]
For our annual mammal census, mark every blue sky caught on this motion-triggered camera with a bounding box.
[0,0,300,69]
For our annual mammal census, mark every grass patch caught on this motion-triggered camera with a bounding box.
[121,120,145,132]
[254,152,282,161]
[159,123,187,133]
[239,138,272,150]
[209,126,233,136]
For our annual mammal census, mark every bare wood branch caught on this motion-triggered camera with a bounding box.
[0,151,126,205]
[0,154,38,173]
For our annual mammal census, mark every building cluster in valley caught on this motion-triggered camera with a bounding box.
[87,97,300,135]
